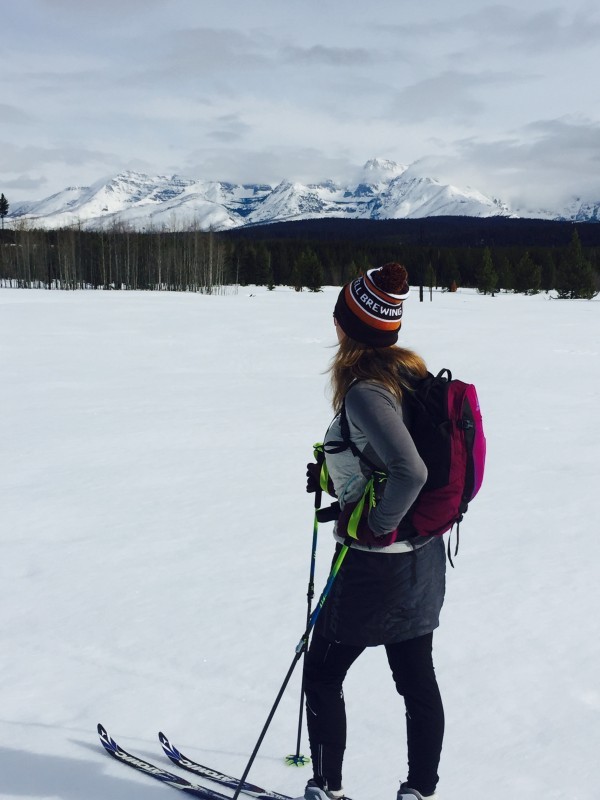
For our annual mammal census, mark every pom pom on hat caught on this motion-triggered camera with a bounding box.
[334,262,410,347]
[371,262,410,297]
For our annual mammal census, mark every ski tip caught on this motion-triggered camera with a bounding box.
[158,731,182,760]
[97,724,118,755]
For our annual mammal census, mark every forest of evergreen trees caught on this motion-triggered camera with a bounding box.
[223,218,599,298]
[0,216,598,299]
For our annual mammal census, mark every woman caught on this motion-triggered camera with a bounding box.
[302,263,446,800]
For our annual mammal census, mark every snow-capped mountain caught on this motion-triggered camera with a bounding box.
[555,197,600,222]
[8,173,272,232]
[6,157,592,231]
[511,195,600,223]
[373,166,510,219]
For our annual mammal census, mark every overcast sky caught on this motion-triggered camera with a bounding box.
[2,0,600,209]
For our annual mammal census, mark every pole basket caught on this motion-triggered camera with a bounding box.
[285,753,311,766]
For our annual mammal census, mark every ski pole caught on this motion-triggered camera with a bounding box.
[232,540,351,800]
[285,484,322,767]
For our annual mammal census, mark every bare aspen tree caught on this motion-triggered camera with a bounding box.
[207,229,214,293]
[0,193,9,230]
[0,224,233,292]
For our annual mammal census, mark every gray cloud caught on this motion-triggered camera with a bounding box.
[3,1,600,207]
[36,0,165,15]
[389,70,520,124]
[381,5,600,50]
[0,104,36,125]
[0,142,120,174]
[489,6,600,51]
[184,146,357,186]
[417,116,600,209]
[10,70,110,99]
[525,117,600,152]
[0,175,48,192]
[282,44,374,67]
[207,114,252,143]
[164,28,273,73]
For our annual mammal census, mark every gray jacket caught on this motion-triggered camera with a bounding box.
[316,379,446,646]
[324,380,428,549]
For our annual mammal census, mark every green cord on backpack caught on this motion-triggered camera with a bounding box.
[346,472,387,540]
[313,443,334,494]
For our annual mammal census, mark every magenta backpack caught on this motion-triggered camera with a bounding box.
[337,368,486,563]
[403,369,486,554]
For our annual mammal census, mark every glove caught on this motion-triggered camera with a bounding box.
[306,462,322,494]
[316,501,340,523]
[306,460,337,497]
[337,500,398,548]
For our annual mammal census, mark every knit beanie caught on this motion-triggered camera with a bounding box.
[334,263,410,347]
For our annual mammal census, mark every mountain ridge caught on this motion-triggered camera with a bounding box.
[6,158,600,230]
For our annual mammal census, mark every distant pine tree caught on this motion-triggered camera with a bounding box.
[0,193,9,230]
[555,230,598,299]
[496,254,514,291]
[438,250,459,290]
[540,251,556,292]
[476,248,498,295]
[297,248,323,292]
[254,242,273,287]
[513,251,541,294]
[342,260,360,283]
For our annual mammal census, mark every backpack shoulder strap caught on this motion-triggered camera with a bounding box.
[327,387,380,472]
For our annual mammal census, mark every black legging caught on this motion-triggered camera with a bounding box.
[303,632,444,796]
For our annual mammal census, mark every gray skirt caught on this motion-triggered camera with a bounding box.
[314,536,446,647]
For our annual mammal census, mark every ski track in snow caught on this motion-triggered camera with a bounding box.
[0,285,598,800]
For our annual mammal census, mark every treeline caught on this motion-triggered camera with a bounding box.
[0,226,228,292]
[226,227,599,299]
[1,219,599,298]
[224,215,600,247]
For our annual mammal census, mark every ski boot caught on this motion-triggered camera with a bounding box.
[305,778,346,800]
[397,782,438,800]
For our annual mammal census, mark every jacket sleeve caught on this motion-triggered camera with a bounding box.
[345,382,427,536]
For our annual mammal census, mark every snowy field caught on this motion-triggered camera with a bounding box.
[0,284,598,800]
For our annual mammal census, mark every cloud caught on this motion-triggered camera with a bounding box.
[416,116,600,209]
[488,6,600,51]
[163,28,273,73]
[381,5,600,51]
[184,146,357,186]
[282,44,374,66]
[4,1,600,209]
[36,0,165,15]
[0,175,48,192]
[0,104,36,125]
[389,70,518,124]
[205,114,252,143]
[0,143,117,172]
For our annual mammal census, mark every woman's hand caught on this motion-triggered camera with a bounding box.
[337,500,398,547]
[306,461,337,497]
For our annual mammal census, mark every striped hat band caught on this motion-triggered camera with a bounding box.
[333,263,410,347]
[345,269,409,332]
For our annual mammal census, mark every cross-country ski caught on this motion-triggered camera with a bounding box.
[158,732,291,800]
[98,724,228,799]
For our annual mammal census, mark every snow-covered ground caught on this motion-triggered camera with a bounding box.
[0,285,598,800]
